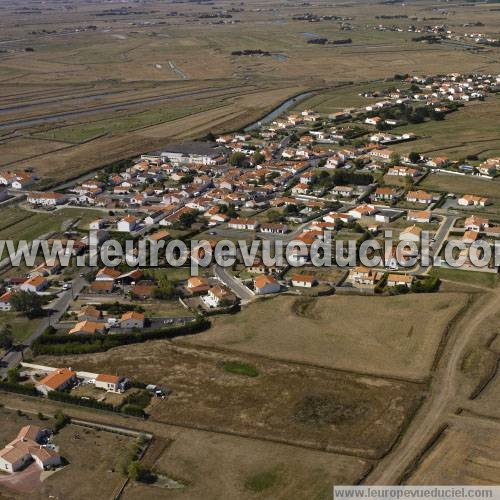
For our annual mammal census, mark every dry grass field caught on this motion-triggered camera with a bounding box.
[37,341,423,459]
[421,174,500,200]
[406,420,500,485]
[122,427,370,500]
[181,293,469,381]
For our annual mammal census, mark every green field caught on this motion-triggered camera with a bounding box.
[0,312,41,343]
[430,267,498,288]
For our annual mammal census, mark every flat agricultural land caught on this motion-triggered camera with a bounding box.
[0,0,497,183]
[406,419,500,485]
[180,293,469,381]
[122,426,370,500]
[37,341,423,459]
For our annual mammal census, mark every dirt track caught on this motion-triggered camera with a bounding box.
[365,287,500,484]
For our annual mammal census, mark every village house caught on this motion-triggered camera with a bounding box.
[36,368,77,395]
[0,291,13,311]
[291,183,310,196]
[228,218,259,231]
[120,311,145,329]
[291,274,317,288]
[386,274,414,287]
[387,165,419,177]
[464,215,489,231]
[332,185,354,198]
[462,230,480,244]
[374,187,397,202]
[95,374,128,393]
[27,192,66,206]
[259,223,288,234]
[349,204,378,219]
[95,267,121,281]
[399,225,422,242]
[20,275,48,294]
[254,275,281,295]
[185,276,210,295]
[202,285,236,308]
[406,190,434,204]
[117,215,138,232]
[458,194,490,207]
[323,212,353,225]
[0,425,61,473]
[407,210,433,224]
[348,266,382,286]
[69,320,106,335]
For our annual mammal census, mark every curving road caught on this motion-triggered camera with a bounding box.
[365,286,500,484]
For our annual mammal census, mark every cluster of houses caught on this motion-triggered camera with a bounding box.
[32,365,128,395]
[0,425,61,474]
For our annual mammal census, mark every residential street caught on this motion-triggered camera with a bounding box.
[214,264,254,301]
[0,272,89,378]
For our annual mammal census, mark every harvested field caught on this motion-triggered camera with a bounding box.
[181,293,469,380]
[37,341,423,459]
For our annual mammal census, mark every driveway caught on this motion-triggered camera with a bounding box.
[0,462,42,493]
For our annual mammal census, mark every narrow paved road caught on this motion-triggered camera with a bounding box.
[365,286,500,484]
[214,265,254,301]
[0,273,89,378]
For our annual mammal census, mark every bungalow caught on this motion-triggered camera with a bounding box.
[0,426,61,473]
[332,185,353,198]
[462,230,479,244]
[90,280,114,294]
[259,223,288,234]
[96,267,121,281]
[427,156,449,168]
[464,215,489,231]
[387,166,418,177]
[95,374,128,393]
[20,276,47,293]
[349,204,377,219]
[323,212,353,225]
[77,305,102,322]
[291,183,310,195]
[27,192,66,206]
[36,368,77,395]
[202,285,236,308]
[228,218,259,231]
[386,274,414,287]
[120,311,145,329]
[146,230,170,244]
[254,275,280,295]
[458,194,490,207]
[407,210,432,224]
[11,173,35,190]
[117,215,138,232]
[374,187,397,202]
[186,276,210,295]
[406,190,433,204]
[291,274,316,288]
[0,291,12,311]
[365,116,383,126]
[399,225,422,242]
[349,266,381,286]
[69,320,106,335]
